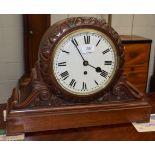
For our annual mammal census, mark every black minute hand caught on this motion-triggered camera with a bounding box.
[71,39,85,62]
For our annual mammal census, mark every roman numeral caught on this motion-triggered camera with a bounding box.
[94,80,99,85]
[100,70,108,78]
[82,82,87,90]
[104,61,112,65]
[71,38,78,47]
[69,79,77,88]
[84,36,90,44]
[61,49,69,54]
[102,48,110,54]
[58,62,66,66]
[96,39,101,46]
[60,71,69,80]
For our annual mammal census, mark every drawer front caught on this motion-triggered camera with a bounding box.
[124,43,150,67]
[124,66,148,89]
[124,65,148,74]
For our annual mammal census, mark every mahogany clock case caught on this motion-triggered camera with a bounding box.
[6,17,151,136]
[39,17,124,102]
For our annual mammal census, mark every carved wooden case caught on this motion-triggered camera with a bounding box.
[6,17,151,136]
[39,17,125,102]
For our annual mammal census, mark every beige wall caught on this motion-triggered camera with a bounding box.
[0,15,23,103]
[0,14,155,103]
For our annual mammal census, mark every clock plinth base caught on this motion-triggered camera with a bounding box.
[6,100,151,136]
[6,67,151,136]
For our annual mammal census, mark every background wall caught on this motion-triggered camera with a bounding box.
[0,15,24,103]
[0,14,155,103]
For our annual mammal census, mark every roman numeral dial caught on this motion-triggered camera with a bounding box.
[61,49,70,54]
[104,61,112,65]
[100,70,108,78]
[58,62,66,66]
[82,82,87,91]
[71,38,78,47]
[60,71,69,80]
[102,48,110,54]
[53,29,117,96]
[84,36,90,44]
[94,80,99,85]
[96,39,101,46]
[69,79,77,88]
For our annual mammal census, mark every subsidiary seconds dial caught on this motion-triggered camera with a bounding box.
[52,29,118,95]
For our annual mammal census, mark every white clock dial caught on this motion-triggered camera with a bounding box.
[53,29,118,95]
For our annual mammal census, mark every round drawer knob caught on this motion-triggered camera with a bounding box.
[29,30,34,35]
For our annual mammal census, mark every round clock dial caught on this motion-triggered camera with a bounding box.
[52,29,118,96]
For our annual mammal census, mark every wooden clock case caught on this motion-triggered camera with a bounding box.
[6,17,151,136]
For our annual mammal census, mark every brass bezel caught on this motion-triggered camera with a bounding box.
[51,28,119,96]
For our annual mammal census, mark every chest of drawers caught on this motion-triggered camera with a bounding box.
[121,35,152,92]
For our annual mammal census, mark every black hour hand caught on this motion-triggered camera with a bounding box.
[95,67,102,73]
[87,64,102,73]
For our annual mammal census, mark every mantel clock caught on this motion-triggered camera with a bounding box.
[6,17,151,135]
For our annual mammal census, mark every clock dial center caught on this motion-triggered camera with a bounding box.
[83,61,89,66]
[84,71,87,75]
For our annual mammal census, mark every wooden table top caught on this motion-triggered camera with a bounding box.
[120,35,152,44]
[1,93,155,140]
